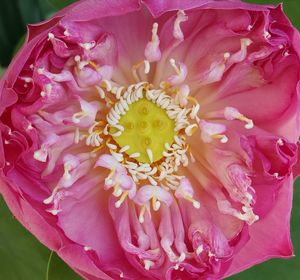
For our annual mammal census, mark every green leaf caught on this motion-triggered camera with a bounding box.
[0,0,56,66]
[0,195,50,280]
[13,34,26,56]
[46,251,82,280]
[48,0,76,10]
[0,67,5,78]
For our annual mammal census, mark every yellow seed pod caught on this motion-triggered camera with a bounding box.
[110,98,176,163]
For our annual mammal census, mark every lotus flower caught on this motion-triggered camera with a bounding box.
[0,0,299,279]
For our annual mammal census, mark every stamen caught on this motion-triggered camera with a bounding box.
[144,60,151,74]
[48,209,61,215]
[199,120,228,143]
[185,196,201,209]
[79,42,96,51]
[106,142,117,150]
[175,84,190,107]
[113,185,123,197]
[132,60,151,81]
[264,31,271,39]
[177,252,186,263]
[144,260,154,270]
[170,58,181,75]
[110,131,122,137]
[115,192,128,208]
[185,124,198,136]
[72,111,87,123]
[89,61,98,70]
[63,164,72,180]
[119,145,130,153]
[95,86,106,99]
[63,29,70,36]
[196,245,203,255]
[212,134,228,143]
[224,52,230,60]
[84,246,92,251]
[224,107,254,129]
[173,10,188,41]
[48,33,55,40]
[139,205,146,223]
[101,80,112,91]
[168,59,188,85]
[277,138,284,146]
[152,197,161,211]
[144,23,161,62]
[130,152,141,158]
[33,147,48,162]
[74,55,81,62]
[175,178,201,208]
[146,148,153,163]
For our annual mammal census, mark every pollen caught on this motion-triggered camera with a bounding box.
[110,98,176,163]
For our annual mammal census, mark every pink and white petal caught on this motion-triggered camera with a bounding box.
[224,175,294,278]
[57,177,140,278]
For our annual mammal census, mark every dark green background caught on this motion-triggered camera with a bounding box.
[0,0,299,279]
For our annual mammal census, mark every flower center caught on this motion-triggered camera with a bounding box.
[110,98,176,163]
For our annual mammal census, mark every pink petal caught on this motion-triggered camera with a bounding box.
[224,175,294,277]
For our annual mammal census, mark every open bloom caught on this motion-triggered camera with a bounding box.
[0,0,299,279]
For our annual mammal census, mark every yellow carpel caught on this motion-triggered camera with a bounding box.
[110,98,176,163]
